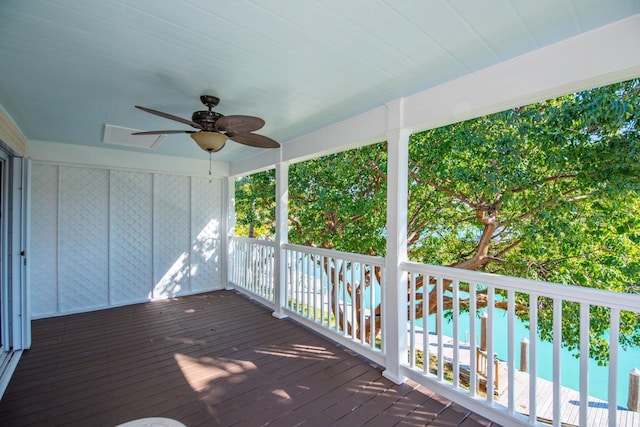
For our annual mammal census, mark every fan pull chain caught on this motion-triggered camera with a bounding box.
[208,151,212,183]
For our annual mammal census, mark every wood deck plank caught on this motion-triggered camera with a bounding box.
[0,290,498,426]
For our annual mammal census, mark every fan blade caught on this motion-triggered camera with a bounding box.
[228,132,280,149]
[135,105,202,129]
[132,130,196,135]
[215,115,265,133]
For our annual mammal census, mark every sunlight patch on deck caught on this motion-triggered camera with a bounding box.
[174,353,257,392]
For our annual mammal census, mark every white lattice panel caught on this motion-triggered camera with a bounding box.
[110,171,153,305]
[153,174,190,298]
[58,167,109,312]
[30,163,59,317]
[190,177,223,292]
[30,162,226,317]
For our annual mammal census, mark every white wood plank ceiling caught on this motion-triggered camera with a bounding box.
[0,0,639,162]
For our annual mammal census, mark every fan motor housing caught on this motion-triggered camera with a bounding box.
[192,110,224,131]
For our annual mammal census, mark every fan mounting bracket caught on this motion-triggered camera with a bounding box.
[200,95,220,109]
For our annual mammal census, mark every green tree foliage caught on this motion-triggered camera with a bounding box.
[409,79,639,282]
[407,79,640,363]
[288,145,387,255]
[236,79,640,362]
[234,170,276,239]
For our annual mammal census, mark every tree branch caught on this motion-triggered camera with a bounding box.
[410,170,478,209]
[509,173,579,193]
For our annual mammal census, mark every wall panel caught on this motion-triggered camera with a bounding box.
[30,164,59,317]
[59,167,109,312]
[152,174,191,299]
[191,177,223,292]
[30,162,224,318]
[109,171,153,305]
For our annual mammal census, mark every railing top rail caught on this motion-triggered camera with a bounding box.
[230,235,278,247]
[401,260,640,312]
[283,243,385,267]
[231,237,638,311]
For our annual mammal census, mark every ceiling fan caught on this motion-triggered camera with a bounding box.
[133,95,280,153]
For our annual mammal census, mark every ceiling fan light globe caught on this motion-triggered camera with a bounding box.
[191,132,227,152]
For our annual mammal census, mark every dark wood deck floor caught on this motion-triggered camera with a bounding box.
[0,290,499,427]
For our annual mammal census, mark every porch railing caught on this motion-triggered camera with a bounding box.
[229,236,276,307]
[401,261,640,427]
[228,236,640,427]
[282,243,385,365]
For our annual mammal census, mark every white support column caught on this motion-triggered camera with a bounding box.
[223,176,235,290]
[273,161,289,319]
[383,98,410,384]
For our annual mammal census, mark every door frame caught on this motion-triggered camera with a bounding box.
[0,148,30,399]
[0,150,8,355]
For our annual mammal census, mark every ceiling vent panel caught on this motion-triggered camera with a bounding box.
[103,124,165,149]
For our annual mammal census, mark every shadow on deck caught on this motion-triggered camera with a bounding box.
[0,290,499,426]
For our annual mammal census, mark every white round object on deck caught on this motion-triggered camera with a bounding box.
[116,417,186,427]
